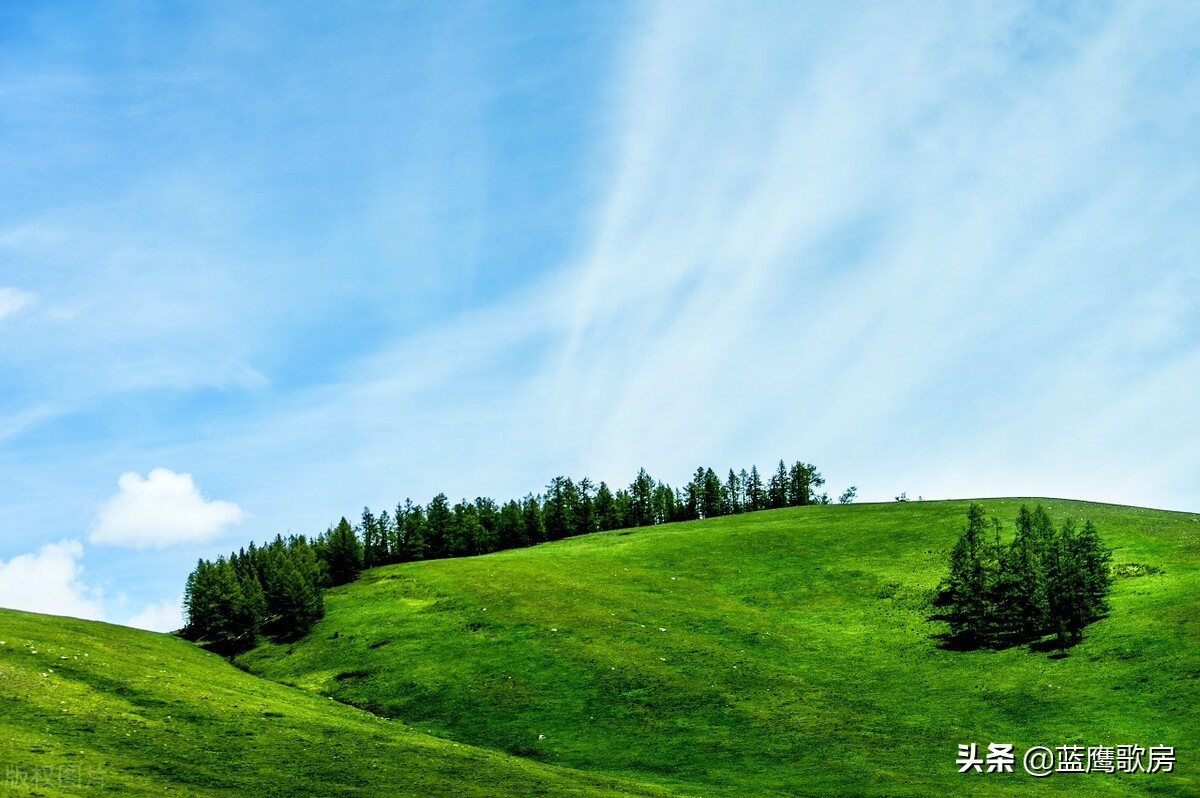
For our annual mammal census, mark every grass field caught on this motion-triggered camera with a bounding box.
[0,609,676,796]
[235,499,1200,796]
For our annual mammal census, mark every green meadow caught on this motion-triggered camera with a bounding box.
[237,499,1199,796]
[0,609,673,796]
[2,499,1196,795]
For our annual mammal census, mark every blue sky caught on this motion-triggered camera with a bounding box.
[2,1,1198,631]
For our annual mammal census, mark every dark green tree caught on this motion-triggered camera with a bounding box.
[941,503,992,644]
[322,517,363,586]
[447,500,482,556]
[521,493,545,546]
[594,481,618,532]
[629,468,655,526]
[702,467,723,519]
[577,478,597,536]
[746,465,765,511]
[497,499,525,549]
[360,506,381,569]
[424,493,452,559]
[652,481,678,523]
[395,499,425,561]
[473,497,500,553]
[725,469,742,514]
[767,460,789,509]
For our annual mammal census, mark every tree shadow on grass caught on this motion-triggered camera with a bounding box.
[930,612,1092,657]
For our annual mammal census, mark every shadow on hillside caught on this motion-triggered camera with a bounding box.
[929,611,1098,657]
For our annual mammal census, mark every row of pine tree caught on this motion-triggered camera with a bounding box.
[182,459,833,651]
[938,504,1113,649]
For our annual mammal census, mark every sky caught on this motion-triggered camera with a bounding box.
[1,1,1198,632]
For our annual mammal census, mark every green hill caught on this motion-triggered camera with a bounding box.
[235,499,1200,796]
[0,609,675,796]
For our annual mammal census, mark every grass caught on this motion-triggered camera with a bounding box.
[0,609,677,796]
[235,499,1200,796]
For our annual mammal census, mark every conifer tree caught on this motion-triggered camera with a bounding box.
[396,499,425,561]
[725,469,742,514]
[702,468,723,519]
[322,517,364,585]
[376,509,395,564]
[521,493,545,546]
[497,499,524,548]
[577,477,598,536]
[941,503,991,643]
[653,481,677,523]
[629,468,655,526]
[747,466,765,511]
[473,497,500,553]
[361,507,379,569]
[594,482,617,532]
[424,493,452,559]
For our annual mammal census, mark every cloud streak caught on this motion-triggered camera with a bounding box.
[0,287,35,322]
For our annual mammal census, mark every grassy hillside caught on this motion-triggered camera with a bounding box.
[237,499,1200,796]
[0,608,676,796]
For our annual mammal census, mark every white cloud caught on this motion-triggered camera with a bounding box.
[90,468,245,549]
[0,540,103,620]
[125,596,184,633]
[0,287,35,321]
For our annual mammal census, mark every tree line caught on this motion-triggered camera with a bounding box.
[183,459,834,650]
[938,503,1113,649]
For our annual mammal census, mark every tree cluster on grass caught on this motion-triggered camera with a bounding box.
[938,503,1113,649]
[183,534,324,652]
[183,459,836,650]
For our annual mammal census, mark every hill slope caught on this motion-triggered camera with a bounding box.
[0,608,677,796]
[237,499,1200,796]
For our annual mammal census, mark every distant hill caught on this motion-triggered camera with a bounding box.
[0,609,675,796]
[235,499,1200,796]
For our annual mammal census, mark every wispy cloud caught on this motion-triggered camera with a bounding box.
[147,1,1200,520]
[1,2,1198,632]
[0,287,35,321]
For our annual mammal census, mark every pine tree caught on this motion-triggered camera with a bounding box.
[652,481,677,523]
[361,506,379,569]
[424,493,452,558]
[497,499,525,549]
[521,493,545,545]
[788,462,824,506]
[1076,519,1113,620]
[629,468,655,526]
[447,500,481,556]
[746,466,764,511]
[767,460,789,509]
[594,482,617,532]
[376,509,395,564]
[577,478,598,536]
[941,503,991,644]
[702,468,723,519]
[683,468,705,520]
[613,489,633,529]
[1000,505,1050,640]
[473,497,500,553]
[322,517,363,585]
[725,469,742,514]
[396,499,425,561]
